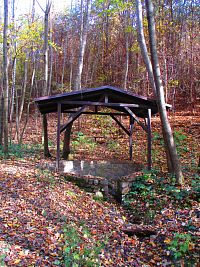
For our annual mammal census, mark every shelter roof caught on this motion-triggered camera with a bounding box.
[35,85,159,118]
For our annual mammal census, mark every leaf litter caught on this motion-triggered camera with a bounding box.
[0,112,199,266]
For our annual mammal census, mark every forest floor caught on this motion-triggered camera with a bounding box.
[0,110,199,266]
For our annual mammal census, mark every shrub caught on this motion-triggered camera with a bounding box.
[167,233,194,259]
[62,224,104,267]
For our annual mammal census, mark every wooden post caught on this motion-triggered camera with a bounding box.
[147,109,152,170]
[0,96,4,145]
[129,116,134,160]
[43,113,51,158]
[56,103,61,171]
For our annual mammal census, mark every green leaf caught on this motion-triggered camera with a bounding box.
[53,260,61,266]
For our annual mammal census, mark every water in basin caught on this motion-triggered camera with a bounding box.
[61,160,143,180]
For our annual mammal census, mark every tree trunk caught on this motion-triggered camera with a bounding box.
[0,95,4,146]
[69,49,74,91]
[32,0,36,21]
[18,52,28,124]
[15,86,20,142]
[18,0,36,143]
[9,55,16,139]
[62,123,73,159]
[19,58,36,143]
[9,0,16,128]
[61,34,68,90]
[43,0,52,96]
[48,15,53,95]
[136,0,156,97]
[14,52,28,142]
[136,0,172,171]
[3,0,9,156]
[43,114,51,157]
[40,1,52,155]
[74,0,91,91]
[123,4,129,90]
[145,0,183,184]
[63,0,91,157]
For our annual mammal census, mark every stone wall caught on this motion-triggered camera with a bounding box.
[63,171,143,202]
[64,173,109,197]
[37,161,143,202]
[117,171,143,202]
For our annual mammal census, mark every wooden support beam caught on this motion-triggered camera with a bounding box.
[124,107,148,133]
[62,111,128,116]
[110,115,130,136]
[60,106,86,133]
[129,116,135,160]
[60,100,142,108]
[56,103,61,171]
[147,109,152,170]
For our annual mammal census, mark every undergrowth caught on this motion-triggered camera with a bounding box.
[62,223,104,267]
[167,233,194,259]
[0,143,42,158]
[123,170,199,261]
[123,170,199,219]
[71,132,97,153]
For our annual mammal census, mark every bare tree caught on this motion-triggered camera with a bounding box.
[36,0,52,96]
[43,0,52,96]
[123,1,130,90]
[37,0,52,156]
[43,1,52,157]
[18,52,28,124]
[19,0,36,143]
[3,0,9,155]
[62,0,91,159]
[74,0,91,91]
[136,0,156,96]
[145,0,183,184]
[9,0,16,128]
[0,95,4,146]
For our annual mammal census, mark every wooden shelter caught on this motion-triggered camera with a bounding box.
[35,85,166,170]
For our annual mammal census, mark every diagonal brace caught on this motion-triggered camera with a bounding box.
[124,107,148,133]
[110,115,130,136]
[60,106,86,133]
